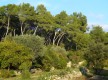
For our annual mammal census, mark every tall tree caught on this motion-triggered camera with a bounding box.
[18,3,36,35]
[90,26,105,43]
[4,4,18,36]
[36,4,54,31]
[36,4,55,45]
[53,11,68,45]
[63,12,87,50]
[0,4,18,37]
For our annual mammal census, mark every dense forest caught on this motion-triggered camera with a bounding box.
[0,3,108,79]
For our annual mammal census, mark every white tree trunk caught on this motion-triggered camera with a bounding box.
[57,33,65,46]
[21,22,24,35]
[33,26,38,35]
[6,16,10,36]
[53,32,57,45]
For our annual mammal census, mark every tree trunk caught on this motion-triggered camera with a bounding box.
[13,29,15,36]
[8,65,10,73]
[33,26,38,35]
[54,33,62,42]
[57,33,65,46]
[6,16,10,36]
[21,22,24,35]
[53,32,57,45]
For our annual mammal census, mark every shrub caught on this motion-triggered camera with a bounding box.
[0,69,15,78]
[0,39,33,70]
[21,69,31,80]
[42,46,68,71]
[84,42,108,69]
[67,50,84,65]
[13,35,45,67]
[13,34,45,58]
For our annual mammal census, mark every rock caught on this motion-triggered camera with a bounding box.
[67,61,71,68]
[30,69,36,74]
[50,67,55,71]
[14,70,21,75]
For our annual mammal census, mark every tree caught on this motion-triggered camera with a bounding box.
[53,11,68,46]
[90,26,105,43]
[55,11,68,27]
[72,33,91,50]
[18,3,36,35]
[36,4,55,45]
[104,32,108,44]
[36,4,54,31]
[62,12,87,50]
[2,4,18,36]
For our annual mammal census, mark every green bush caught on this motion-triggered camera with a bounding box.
[0,39,33,70]
[67,50,84,65]
[84,42,108,69]
[21,69,31,80]
[13,35,45,68]
[13,34,45,58]
[0,69,15,78]
[42,46,68,71]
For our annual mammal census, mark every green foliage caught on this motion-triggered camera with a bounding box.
[19,59,32,80]
[84,42,108,69]
[67,50,84,65]
[0,39,33,70]
[104,32,108,44]
[21,69,31,80]
[42,46,68,71]
[18,3,36,35]
[55,11,68,27]
[90,26,106,43]
[73,33,91,50]
[36,4,54,31]
[0,69,15,78]
[13,34,45,68]
[0,3,108,79]
[13,35,45,59]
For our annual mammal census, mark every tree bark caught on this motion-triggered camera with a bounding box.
[57,33,65,46]
[13,29,15,36]
[53,32,57,45]
[33,26,38,35]
[21,22,24,35]
[6,16,10,36]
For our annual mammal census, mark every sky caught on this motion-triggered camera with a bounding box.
[0,0,108,32]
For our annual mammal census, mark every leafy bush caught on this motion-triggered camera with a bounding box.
[13,35,45,68]
[0,39,33,70]
[13,34,45,58]
[84,42,108,71]
[67,50,84,65]
[21,69,31,80]
[0,69,15,78]
[42,46,68,71]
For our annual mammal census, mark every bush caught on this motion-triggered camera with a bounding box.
[0,69,15,78]
[42,46,68,71]
[21,69,31,80]
[84,42,108,69]
[0,39,33,70]
[67,50,84,65]
[13,35,45,68]
[13,34,45,58]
